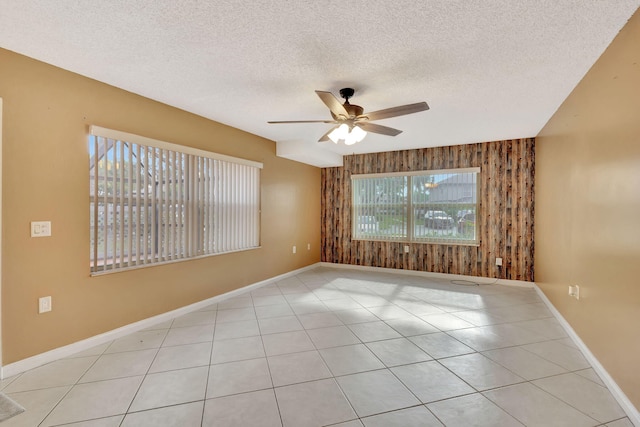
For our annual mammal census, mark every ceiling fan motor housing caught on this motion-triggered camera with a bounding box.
[331,103,364,120]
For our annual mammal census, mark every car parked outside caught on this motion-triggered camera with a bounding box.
[457,212,476,234]
[424,210,454,229]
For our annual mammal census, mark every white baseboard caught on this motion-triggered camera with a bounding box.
[534,285,640,426]
[1,263,319,379]
[318,262,535,288]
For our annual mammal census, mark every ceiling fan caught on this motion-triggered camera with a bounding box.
[268,88,429,145]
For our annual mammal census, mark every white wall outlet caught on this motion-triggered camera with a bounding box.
[404,245,410,253]
[39,296,52,313]
[307,243,311,250]
[568,285,580,300]
[292,245,296,254]
[31,221,52,237]
[495,257,503,266]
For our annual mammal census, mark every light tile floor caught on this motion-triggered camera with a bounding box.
[0,267,633,426]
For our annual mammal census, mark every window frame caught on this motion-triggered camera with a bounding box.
[89,126,263,275]
[351,167,480,246]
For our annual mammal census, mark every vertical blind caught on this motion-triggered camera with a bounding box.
[352,168,479,244]
[352,175,408,239]
[89,126,262,274]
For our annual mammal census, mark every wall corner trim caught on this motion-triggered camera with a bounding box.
[534,284,640,425]
[0,263,320,379]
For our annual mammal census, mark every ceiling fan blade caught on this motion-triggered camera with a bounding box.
[357,122,403,137]
[318,125,339,142]
[268,120,337,124]
[315,91,349,118]
[360,102,429,121]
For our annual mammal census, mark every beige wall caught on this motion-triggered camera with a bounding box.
[536,10,640,408]
[0,48,320,364]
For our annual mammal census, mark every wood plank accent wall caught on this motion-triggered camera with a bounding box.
[321,139,535,281]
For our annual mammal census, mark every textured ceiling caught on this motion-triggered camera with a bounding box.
[1,1,638,166]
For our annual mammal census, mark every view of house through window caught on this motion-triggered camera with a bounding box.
[89,126,262,274]
[352,168,479,244]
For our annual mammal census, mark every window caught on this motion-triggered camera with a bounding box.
[89,126,262,274]
[352,168,479,244]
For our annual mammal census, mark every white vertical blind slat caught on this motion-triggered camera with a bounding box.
[144,147,152,264]
[204,158,210,253]
[185,155,192,257]
[111,140,118,270]
[168,151,175,260]
[150,148,156,263]
[199,157,205,254]
[232,164,237,250]
[189,155,195,257]
[243,166,249,248]
[91,137,98,272]
[167,151,173,261]
[102,138,109,269]
[209,158,215,253]
[127,142,133,266]
[118,140,125,268]
[162,149,169,261]
[217,161,223,252]
[138,145,143,265]
[177,152,184,258]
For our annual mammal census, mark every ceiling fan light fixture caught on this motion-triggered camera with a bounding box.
[328,123,367,145]
[328,123,349,144]
[349,125,367,144]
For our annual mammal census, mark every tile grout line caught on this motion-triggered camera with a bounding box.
[118,318,174,426]
[198,304,219,427]
[34,340,113,426]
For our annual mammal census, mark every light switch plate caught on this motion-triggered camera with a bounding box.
[31,221,52,237]
[39,296,52,313]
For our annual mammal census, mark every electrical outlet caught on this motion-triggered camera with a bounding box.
[307,243,311,250]
[404,245,410,253]
[568,285,580,300]
[39,296,52,313]
[495,257,503,266]
[292,245,296,254]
